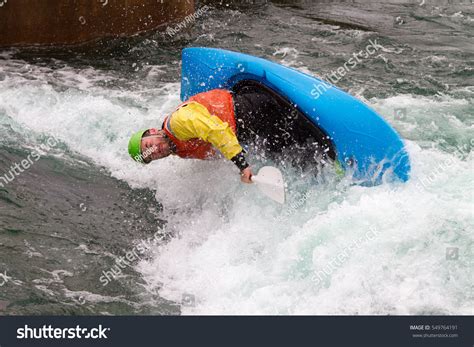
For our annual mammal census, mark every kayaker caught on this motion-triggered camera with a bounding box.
[128,85,335,183]
[128,89,254,183]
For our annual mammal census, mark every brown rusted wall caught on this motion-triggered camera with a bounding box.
[0,0,195,47]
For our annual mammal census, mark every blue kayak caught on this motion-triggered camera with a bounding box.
[180,47,410,184]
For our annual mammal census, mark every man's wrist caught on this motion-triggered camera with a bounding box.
[231,151,249,171]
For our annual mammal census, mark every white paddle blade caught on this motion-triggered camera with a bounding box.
[252,166,285,204]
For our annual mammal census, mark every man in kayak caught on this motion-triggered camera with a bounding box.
[128,89,254,183]
[128,83,335,182]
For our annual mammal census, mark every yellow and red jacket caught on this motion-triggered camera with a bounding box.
[162,89,243,161]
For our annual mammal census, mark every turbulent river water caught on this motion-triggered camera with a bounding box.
[0,0,472,315]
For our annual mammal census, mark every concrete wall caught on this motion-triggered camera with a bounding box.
[0,0,195,47]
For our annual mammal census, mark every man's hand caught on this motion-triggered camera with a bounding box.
[240,167,253,184]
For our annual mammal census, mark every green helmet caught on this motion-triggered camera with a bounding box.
[128,129,148,163]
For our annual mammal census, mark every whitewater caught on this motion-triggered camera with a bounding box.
[0,1,472,315]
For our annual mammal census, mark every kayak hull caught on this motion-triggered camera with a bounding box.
[180,47,410,184]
